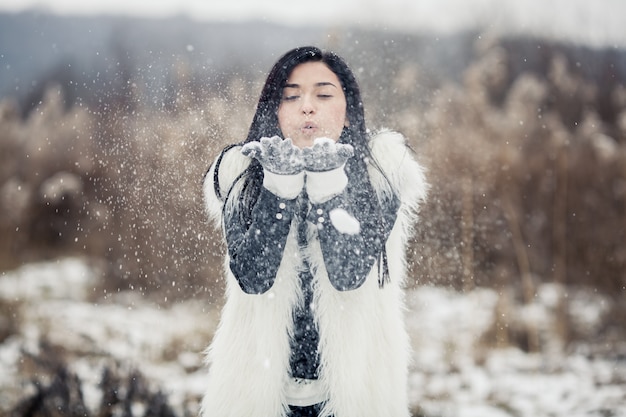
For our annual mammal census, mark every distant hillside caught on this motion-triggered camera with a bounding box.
[1,11,626,121]
[0,11,326,113]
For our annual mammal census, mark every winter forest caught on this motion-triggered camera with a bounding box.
[0,8,625,417]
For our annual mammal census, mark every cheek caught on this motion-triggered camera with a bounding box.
[277,107,290,132]
[278,102,298,118]
[332,105,348,127]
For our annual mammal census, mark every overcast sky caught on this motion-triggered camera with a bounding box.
[1,0,624,47]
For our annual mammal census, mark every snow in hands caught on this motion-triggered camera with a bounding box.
[241,136,304,175]
[302,137,354,172]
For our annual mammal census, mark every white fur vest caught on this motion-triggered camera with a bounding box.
[201,130,427,417]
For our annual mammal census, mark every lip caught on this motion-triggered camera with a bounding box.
[300,122,318,134]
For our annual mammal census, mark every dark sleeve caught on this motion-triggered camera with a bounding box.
[308,190,400,291]
[224,187,297,294]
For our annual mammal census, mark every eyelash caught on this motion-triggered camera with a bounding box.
[282,94,333,101]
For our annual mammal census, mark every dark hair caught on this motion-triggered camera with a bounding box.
[217,46,383,227]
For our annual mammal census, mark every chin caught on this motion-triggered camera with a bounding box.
[293,137,315,149]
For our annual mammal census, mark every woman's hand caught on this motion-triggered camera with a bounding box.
[241,136,304,175]
[302,138,354,204]
[242,136,305,199]
[302,137,354,172]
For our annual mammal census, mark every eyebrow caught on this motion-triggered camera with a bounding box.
[283,82,338,89]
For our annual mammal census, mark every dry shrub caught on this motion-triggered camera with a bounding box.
[0,73,258,301]
[403,37,625,294]
[10,339,178,417]
[0,86,97,267]
[396,36,625,350]
[76,71,260,301]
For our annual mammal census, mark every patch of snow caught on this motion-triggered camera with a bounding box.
[0,258,216,414]
[329,208,361,235]
[0,257,96,302]
[406,285,626,417]
[39,171,83,204]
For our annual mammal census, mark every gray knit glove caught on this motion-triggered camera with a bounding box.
[302,138,354,172]
[241,136,304,175]
[241,136,305,199]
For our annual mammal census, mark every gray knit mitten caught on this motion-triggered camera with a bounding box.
[241,136,304,175]
[241,136,305,199]
[302,137,354,172]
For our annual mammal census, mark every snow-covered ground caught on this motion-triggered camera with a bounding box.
[0,258,624,416]
[407,287,625,417]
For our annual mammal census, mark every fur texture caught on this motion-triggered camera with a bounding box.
[201,130,427,417]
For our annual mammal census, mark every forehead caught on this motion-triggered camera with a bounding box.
[285,62,341,86]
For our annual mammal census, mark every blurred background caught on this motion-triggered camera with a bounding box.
[0,1,625,416]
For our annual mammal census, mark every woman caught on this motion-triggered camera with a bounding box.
[201,46,427,417]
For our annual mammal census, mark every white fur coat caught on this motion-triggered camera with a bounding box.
[201,130,427,417]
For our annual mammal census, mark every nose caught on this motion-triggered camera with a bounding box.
[301,96,315,115]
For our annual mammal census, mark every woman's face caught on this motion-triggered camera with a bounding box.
[278,62,348,149]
